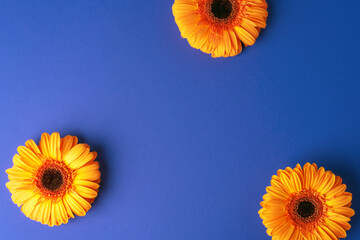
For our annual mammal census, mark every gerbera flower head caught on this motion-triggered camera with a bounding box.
[6,132,101,226]
[259,163,355,239]
[172,0,268,58]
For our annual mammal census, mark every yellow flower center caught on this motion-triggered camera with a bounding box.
[34,160,73,199]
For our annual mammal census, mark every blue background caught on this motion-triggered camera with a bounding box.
[0,0,359,239]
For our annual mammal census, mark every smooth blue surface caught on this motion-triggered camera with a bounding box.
[0,0,359,239]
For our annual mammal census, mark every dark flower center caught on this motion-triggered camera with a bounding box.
[40,168,64,192]
[211,0,233,19]
[297,201,315,218]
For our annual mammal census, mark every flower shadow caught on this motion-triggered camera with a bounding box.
[255,0,274,43]
[65,132,113,209]
[89,143,109,208]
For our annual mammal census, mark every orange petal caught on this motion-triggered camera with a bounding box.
[63,144,90,166]
[327,195,352,207]
[49,132,61,160]
[325,184,346,199]
[233,26,256,46]
[324,219,347,238]
[39,133,51,158]
[17,146,43,166]
[64,194,86,216]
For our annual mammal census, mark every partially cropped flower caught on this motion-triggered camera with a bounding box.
[259,163,355,239]
[6,132,100,226]
[172,0,268,58]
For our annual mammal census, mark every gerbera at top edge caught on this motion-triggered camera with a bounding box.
[5,132,101,226]
[259,163,355,239]
[172,0,268,58]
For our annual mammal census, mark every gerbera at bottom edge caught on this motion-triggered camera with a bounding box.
[259,163,355,239]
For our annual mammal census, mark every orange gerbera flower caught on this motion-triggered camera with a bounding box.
[259,163,355,239]
[6,132,101,226]
[172,0,268,58]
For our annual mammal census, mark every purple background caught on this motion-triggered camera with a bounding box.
[0,0,359,239]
